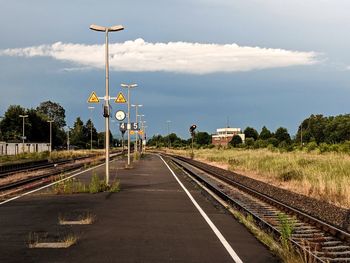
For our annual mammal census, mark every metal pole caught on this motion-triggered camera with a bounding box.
[88,106,94,151]
[135,106,138,154]
[22,117,25,153]
[105,29,110,185]
[127,87,131,166]
[48,121,53,153]
[166,120,171,149]
[301,125,303,147]
[19,115,28,153]
[67,127,70,151]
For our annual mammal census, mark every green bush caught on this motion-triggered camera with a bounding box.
[319,143,330,153]
[278,170,303,182]
[254,139,268,149]
[244,138,255,148]
[305,141,318,152]
[89,173,107,194]
[266,138,279,147]
[339,141,350,154]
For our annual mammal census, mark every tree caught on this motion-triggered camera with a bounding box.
[26,108,47,142]
[259,126,272,140]
[37,101,66,128]
[84,119,98,148]
[70,117,86,148]
[274,127,291,144]
[195,132,211,146]
[244,127,259,141]
[0,105,26,141]
[229,135,242,147]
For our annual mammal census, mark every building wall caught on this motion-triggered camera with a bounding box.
[211,128,245,147]
[0,142,49,155]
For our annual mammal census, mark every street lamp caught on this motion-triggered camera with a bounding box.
[166,120,171,149]
[19,114,28,153]
[90,23,124,185]
[131,104,143,154]
[121,83,138,167]
[88,106,95,150]
[141,121,147,153]
[47,120,54,153]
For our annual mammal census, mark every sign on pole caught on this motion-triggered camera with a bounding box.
[115,92,127,103]
[87,91,100,103]
[119,122,127,132]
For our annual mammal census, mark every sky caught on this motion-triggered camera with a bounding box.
[0,0,350,139]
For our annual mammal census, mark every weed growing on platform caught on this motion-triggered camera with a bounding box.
[89,173,107,193]
[52,172,120,195]
[52,175,88,194]
[59,212,95,225]
[108,179,120,193]
[28,231,78,248]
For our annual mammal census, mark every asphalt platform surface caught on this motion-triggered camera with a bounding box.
[0,154,279,263]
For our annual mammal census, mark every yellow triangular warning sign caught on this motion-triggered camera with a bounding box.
[87,92,100,103]
[115,92,127,103]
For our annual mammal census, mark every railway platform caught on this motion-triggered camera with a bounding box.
[0,154,278,263]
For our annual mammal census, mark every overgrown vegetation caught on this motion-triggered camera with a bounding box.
[52,172,120,194]
[278,213,295,250]
[168,148,350,208]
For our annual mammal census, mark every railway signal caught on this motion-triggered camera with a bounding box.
[189,124,197,159]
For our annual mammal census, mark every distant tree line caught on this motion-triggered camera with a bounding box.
[148,113,350,154]
[0,101,119,150]
[147,131,212,148]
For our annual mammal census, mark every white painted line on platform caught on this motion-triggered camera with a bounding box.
[159,155,243,263]
[0,162,105,206]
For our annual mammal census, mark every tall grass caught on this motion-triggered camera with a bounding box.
[168,148,350,208]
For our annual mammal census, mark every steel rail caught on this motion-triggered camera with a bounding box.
[0,152,123,192]
[166,154,350,263]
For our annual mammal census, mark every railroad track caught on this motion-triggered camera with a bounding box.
[0,155,91,178]
[166,154,350,263]
[0,152,123,193]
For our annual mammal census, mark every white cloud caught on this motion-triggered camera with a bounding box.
[0,38,318,74]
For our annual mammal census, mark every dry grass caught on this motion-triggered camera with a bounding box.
[28,232,78,248]
[58,212,95,225]
[50,149,103,161]
[167,148,350,208]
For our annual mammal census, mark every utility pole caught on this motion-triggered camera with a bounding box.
[19,114,28,153]
[67,126,71,151]
[166,120,171,149]
[132,104,142,155]
[47,120,54,153]
[121,83,138,167]
[88,106,95,150]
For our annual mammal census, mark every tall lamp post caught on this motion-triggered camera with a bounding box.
[131,104,143,154]
[166,120,171,149]
[141,121,147,153]
[19,114,28,153]
[138,114,145,152]
[88,106,95,150]
[90,24,124,185]
[47,120,54,153]
[121,83,138,167]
